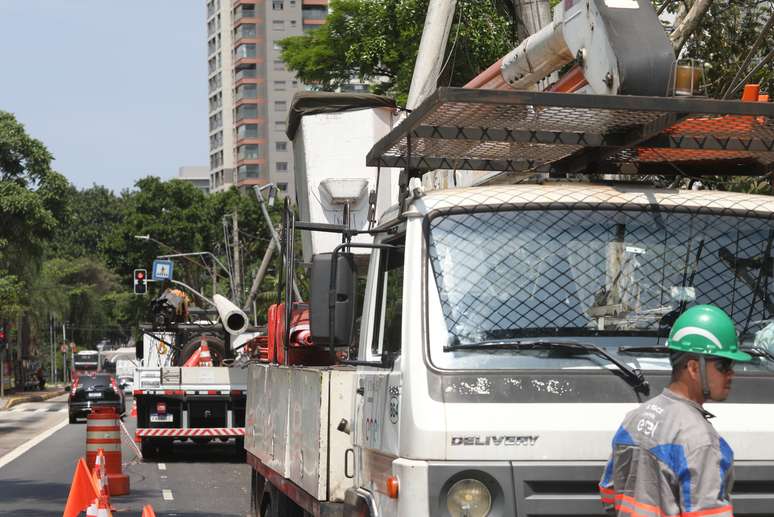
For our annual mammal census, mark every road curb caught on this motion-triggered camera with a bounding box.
[2,389,65,410]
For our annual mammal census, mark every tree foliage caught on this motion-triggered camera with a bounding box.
[280,0,516,104]
[0,111,70,321]
[679,0,772,97]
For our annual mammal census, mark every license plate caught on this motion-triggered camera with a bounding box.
[150,414,173,423]
[87,392,102,399]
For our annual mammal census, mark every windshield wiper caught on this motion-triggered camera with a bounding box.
[445,339,649,394]
[741,346,774,361]
[618,346,670,354]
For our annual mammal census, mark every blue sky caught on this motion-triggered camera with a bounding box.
[0,0,208,193]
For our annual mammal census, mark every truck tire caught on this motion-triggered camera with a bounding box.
[268,484,304,517]
[250,470,266,517]
[179,334,226,365]
[141,438,157,461]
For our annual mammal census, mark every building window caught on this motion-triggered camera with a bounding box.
[237,124,260,139]
[274,80,286,91]
[290,20,296,27]
[234,24,257,40]
[302,5,327,20]
[272,20,285,31]
[274,120,287,131]
[238,144,261,160]
[278,182,288,191]
[235,104,258,121]
[276,161,288,172]
[238,165,261,180]
[235,67,257,81]
[273,60,284,71]
[273,0,284,9]
[275,101,287,112]
[234,5,256,21]
[236,84,258,101]
[276,141,287,151]
[235,43,257,59]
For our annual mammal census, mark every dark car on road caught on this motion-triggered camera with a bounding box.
[68,373,125,423]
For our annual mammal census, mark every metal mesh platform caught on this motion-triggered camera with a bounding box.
[366,88,774,179]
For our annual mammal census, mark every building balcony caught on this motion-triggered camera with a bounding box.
[234,98,263,109]
[235,136,265,145]
[237,177,267,188]
[233,15,259,27]
[236,158,266,166]
[233,36,261,48]
[234,56,262,67]
[235,117,263,127]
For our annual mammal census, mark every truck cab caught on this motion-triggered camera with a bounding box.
[348,183,774,516]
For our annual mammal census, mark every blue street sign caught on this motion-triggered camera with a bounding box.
[152,259,174,281]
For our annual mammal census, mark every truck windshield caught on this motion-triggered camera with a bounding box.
[426,207,774,372]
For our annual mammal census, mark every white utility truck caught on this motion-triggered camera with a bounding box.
[133,291,251,459]
[245,86,774,517]
[244,0,774,515]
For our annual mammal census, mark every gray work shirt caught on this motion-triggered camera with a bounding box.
[599,388,734,517]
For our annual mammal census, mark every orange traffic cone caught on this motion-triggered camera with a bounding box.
[130,398,137,418]
[142,504,157,517]
[182,346,202,367]
[85,495,112,517]
[93,448,109,497]
[198,341,213,367]
[63,458,101,517]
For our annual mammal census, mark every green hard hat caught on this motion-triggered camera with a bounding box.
[667,304,752,362]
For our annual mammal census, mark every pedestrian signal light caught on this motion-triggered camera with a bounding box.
[133,269,147,295]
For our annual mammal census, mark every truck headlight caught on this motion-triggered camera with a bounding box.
[446,478,492,517]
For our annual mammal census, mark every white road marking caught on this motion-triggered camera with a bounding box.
[0,418,68,469]
[160,475,168,480]
[162,489,174,501]
[158,463,166,470]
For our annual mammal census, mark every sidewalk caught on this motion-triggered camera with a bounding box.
[0,385,66,410]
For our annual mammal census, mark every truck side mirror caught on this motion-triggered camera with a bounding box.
[310,252,357,347]
[135,338,143,360]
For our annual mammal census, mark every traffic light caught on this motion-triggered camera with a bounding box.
[133,269,147,295]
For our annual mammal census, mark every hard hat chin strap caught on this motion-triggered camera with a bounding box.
[699,355,711,400]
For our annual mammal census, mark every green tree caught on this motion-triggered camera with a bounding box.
[0,111,70,328]
[280,0,516,104]
[680,0,772,97]
[51,185,125,260]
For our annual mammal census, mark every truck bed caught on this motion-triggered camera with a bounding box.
[245,363,356,503]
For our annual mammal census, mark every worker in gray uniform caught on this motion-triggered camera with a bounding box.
[599,304,752,517]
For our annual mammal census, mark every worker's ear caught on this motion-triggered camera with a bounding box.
[685,358,701,381]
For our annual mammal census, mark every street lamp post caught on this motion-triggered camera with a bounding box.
[253,184,301,301]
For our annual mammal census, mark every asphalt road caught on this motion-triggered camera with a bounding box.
[0,395,251,517]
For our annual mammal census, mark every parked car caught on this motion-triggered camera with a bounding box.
[68,373,125,424]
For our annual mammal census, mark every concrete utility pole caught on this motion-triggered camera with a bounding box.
[514,0,552,41]
[406,0,458,110]
[232,210,241,306]
[62,323,67,383]
[49,315,54,384]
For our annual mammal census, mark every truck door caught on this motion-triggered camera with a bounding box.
[353,235,404,490]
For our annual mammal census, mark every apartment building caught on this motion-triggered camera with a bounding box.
[177,166,211,194]
[206,0,329,198]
